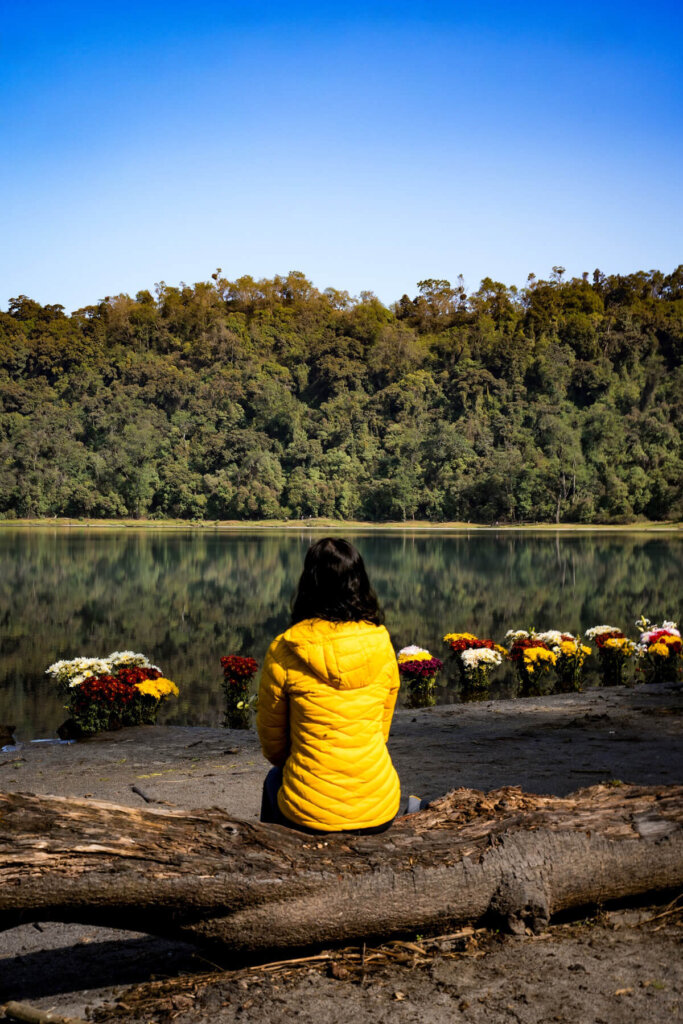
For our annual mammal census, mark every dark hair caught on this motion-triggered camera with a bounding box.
[290,538,384,626]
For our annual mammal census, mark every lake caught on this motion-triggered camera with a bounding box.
[0,528,680,739]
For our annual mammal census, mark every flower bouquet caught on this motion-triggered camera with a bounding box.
[505,630,557,694]
[46,651,178,737]
[525,630,591,692]
[397,646,443,708]
[220,655,259,729]
[443,633,505,690]
[585,626,636,686]
[549,633,591,692]
[634,617,682,684]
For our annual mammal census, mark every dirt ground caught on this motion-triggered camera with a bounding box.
[1,680,681,1023]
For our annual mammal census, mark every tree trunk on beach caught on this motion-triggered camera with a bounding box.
[1,784,681,953]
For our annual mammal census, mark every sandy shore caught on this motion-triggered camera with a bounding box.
[1,681,681,1022]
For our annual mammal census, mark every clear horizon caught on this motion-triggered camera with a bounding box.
[2,1,682,313]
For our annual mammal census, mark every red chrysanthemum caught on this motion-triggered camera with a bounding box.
[220,655,259,684]
[508,637,550,662]
[445,637,495,653]
[72,674,137,710]
[594,630,625,648]
[117,666,162,687]
[398,656,443,679]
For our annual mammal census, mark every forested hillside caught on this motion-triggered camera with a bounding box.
[0,267,681,523]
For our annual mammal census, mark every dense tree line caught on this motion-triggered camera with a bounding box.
[0,266,681,522]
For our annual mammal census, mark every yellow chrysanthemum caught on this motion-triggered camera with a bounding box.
[662,634,680,646]
[604,637,632,651]
[559,640,578,656]
[397,651,432,664]
[649,642,669,658]
[581,645,591,656]
[523,647,557,666]
[494,644,508,655]
[156,677,179,695]
[134,681,161,699]
[443,632,478,643]
[135,677,179,699]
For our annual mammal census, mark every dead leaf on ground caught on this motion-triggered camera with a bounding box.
[328,962,350,980]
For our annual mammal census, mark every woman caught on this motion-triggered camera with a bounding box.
[257,537,401,834]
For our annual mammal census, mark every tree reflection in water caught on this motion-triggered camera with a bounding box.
[0,529,680,737]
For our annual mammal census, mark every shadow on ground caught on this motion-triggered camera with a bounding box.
[0,928,203,1002]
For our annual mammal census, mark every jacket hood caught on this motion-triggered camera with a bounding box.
[282,618,392,690]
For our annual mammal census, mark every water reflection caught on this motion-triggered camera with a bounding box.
[0,529,680,737]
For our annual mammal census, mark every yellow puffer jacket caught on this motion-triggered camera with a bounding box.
[257,618,401,831]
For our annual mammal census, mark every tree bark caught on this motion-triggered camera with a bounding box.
[1,784,681,953]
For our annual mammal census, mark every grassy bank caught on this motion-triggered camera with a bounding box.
[0,517,680,532]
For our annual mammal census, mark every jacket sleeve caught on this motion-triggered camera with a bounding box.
[381,653,401,743]
[257,640,290,767]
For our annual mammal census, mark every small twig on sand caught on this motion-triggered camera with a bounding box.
[640,893,683,927]
[131,785,155,803]
[130,785,174,806]
[248,952,334,972]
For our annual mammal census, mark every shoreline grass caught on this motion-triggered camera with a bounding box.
[0,517,680,533]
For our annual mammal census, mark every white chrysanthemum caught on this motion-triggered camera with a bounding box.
[107,651,152,670]
[398,645,430,657]
[504,630,529,643]
[461,648,503,669]
[585,625,620,640]
[46,657,111,683]
[534,630,564,646]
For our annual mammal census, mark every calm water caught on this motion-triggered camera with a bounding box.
[0,528,680,739]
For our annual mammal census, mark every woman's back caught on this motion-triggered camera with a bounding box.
[258,617,400,831]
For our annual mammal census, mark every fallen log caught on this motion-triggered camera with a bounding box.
[1,784,681,953]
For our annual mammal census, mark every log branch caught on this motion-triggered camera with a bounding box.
[1,1002,88,1024]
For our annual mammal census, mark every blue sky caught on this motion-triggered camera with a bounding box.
[2,1,681,311]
